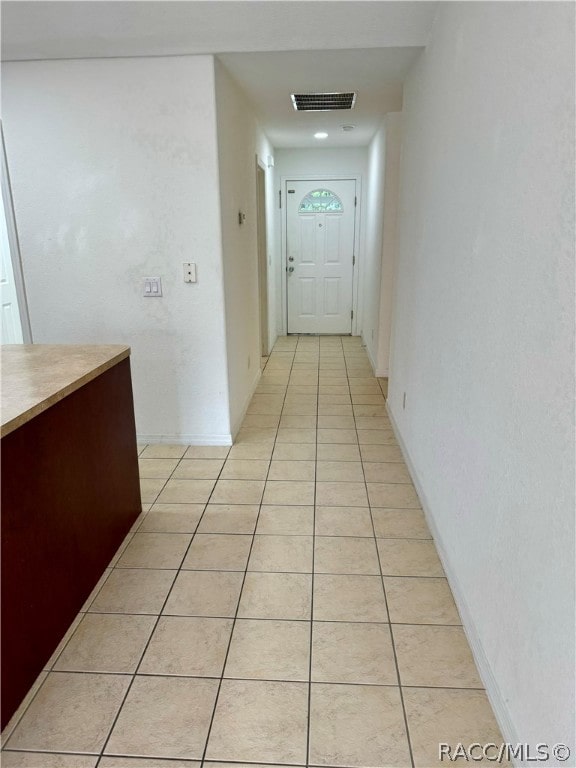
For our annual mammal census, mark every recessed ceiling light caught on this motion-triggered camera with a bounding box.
[341,125,356,132]
[314,132,328,139]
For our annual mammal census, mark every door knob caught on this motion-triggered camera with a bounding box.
[288,257,294,262]
[288,267,294,273]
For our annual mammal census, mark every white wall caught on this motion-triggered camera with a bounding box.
[214,59,276,435]
[389,2,575,759]
[375,113,402,375]
[2,56,232,443]
[274,147,367,336]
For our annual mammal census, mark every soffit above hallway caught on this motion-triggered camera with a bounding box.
[1,1,437,61]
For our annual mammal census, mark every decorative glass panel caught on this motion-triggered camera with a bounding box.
[299,188,343,213]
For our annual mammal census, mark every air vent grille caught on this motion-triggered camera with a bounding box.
[291,92,356,111]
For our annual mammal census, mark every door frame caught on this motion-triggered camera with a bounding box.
[280,174,362,336]
[255,159,269,356]
[1,125,32,343]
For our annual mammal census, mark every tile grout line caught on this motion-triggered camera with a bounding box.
[346,343,416,768]
[198,339,299,767]
[304,334,321,768]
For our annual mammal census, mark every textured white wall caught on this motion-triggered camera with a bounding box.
[2,56,232,443]
[214,60,275,435]
[375,113,402,376]
[389,2,575,758]
[362,120,386,368]
[274,147,368,336]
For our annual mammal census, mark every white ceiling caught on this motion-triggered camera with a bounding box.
[1,1,437,148]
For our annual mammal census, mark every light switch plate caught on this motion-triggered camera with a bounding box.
[143,277,162,297]
[183,262,197,283]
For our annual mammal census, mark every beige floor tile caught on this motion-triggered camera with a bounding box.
[353,404,388,417]
[116,532,191,569]
[367,482,420,508]
[316,461,364,482]
[363,462,412,484]
[197,504,259,534]
[393,625,483,688]
[105,676,218,759]
[138,458,179,479]
[139,478,166,503]
[317,428,358,444]
[211,479,265,505]
[276,428,316,443]
[140,444,188,459]
[241,414,280,429]
[315,482,368,507]
[314,536,380,575]
[156,478,215,504]
[139,616,232,676]
[286,385,318,395]
[184,446,230,459]
[312,622,397,685]
[220,459,270,480]
[316,443,361,462]
[263,480,315,505]
[317,404,353,417]
[356,417,393,431]
[315,506,373,537]
[357,430,397,445]
[228,442,274,460]
[182,533,252,571]
[384,577,461,625]
[378,539,445,577]
[140,504,204,533]
[89,568,176,614]
[257,506,314,535]
[1,753,98,767]
[255,384,287,395]
[351,394,386,404]
[272,443,316,461]
[6,672,130,754]
[372,508,431,539]
[172,459,224,479]
[239,572,312,620]
[249,534,313,573]
[225,619,310,681]
[235,428,276,445]
[317,415,356,429]
[206,679,308,765]
[347,385,381,395]
[318,394,351,404]
[318,376,347,386]
[360,444,404,462]
[247,395,285,414]
[318,385,349,395]
[268,460,315,481]
[284,394,317,406]
[164,571,243,617]
[54,613,155,673]
[279,414,318,428]
[309,683,411,767]
[403,687,508,768]
[313,574,388,622]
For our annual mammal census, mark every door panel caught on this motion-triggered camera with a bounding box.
[286,179,356,334]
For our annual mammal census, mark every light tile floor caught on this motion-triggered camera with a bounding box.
[2,335,506,768]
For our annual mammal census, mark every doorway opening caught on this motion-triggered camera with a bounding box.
[256,161,269,356]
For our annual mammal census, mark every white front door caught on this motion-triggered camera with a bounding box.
[286,179,356,334]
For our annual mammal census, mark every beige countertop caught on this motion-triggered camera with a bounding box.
[1,344,131,437]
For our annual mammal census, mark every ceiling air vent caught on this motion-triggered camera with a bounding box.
[291,92,357,112]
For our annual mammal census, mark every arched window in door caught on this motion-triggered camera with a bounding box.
[298,188,343,213]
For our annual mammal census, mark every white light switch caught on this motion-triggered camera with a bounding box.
[183,262,197,283]
[143,277,162,297]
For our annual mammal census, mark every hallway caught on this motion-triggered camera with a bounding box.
[3,335,506,767]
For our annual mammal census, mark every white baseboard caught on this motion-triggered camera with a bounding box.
[230,367,262,441]
[137,433,233,446]
[386,401,520,765]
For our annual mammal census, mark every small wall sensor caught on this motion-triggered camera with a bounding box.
[238,211,246,225]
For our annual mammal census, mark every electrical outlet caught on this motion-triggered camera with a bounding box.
[403,392,407,410]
